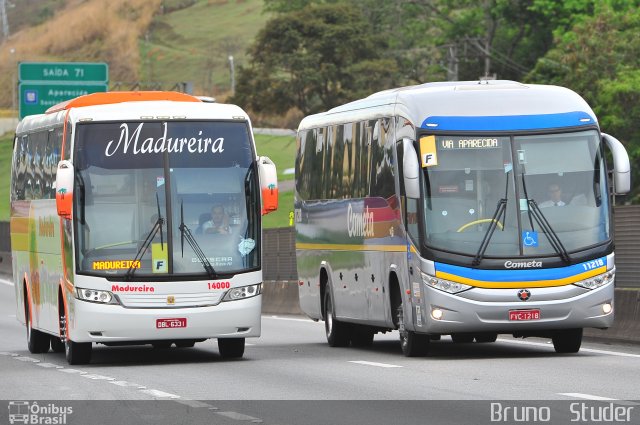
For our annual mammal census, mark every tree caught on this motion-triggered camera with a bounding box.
[232,3,397,116]
[527,4,640,202]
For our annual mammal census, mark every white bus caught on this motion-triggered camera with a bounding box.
[295,81,630,356]
[11,91,278,364]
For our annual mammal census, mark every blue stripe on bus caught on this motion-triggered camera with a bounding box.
[434,257,607,282]
[421,112,596,131]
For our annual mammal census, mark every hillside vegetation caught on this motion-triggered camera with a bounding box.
[0,0,268,107]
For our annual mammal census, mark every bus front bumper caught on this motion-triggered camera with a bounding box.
[67,295,261,343]
[416,283,614,334]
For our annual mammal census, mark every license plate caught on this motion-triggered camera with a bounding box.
[509,309,540,321]
[156,318,187,329]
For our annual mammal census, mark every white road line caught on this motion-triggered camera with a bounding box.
[14,356,40,363]
[497,338,640,359]
[0,277,14,286]
[264,315,321,323]
[36,363,63,369]
[140,389,181,399]
[58,368,86,374]
[81,374,115,381]
[559,393,616,401]
[109,381,146,389]
[348,360,402,368]
[558,393,640,406]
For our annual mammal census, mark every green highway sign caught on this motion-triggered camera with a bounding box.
[19,82,108,118]
[19,62,109,83]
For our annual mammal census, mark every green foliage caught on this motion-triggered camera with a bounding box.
[232,3,398,115]
[261,190,295,229]
[0,133,14,221]
[527,4,640,202]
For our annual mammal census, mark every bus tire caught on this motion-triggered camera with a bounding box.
[397,305,429,357]
[50,335,65,353]
[474,333,498,343]
[218,338,245,358]
[451,333,474,343]
[324,289,351,347]
[552,328,582,353]
[65,340,92,365]
[25,300,50,354]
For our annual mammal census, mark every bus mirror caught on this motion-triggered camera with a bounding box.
[402,138,420,199]
[602,133,631,194]
[258,156,278,215]
[55,160,74,219]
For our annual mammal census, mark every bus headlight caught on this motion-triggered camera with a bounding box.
[421,272,471,294]
[222,284,262,302]
[75,288,118,304]
[573,270,615,290]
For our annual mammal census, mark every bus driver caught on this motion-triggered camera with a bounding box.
[203,205,230,234]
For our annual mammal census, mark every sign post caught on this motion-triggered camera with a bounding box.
[18,62,108,119]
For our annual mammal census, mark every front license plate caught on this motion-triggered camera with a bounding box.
[509,309,540,321]
[156,318,187,329]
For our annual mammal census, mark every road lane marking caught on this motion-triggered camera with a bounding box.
[15,356,40,363]
[140,389,181,399]
[559,393,616,401]
[58,368,86,374]
[109,381,146,389]
[0,277,14,286]
[558,393,640,406]
[264,315,321,323]
[497,338,640,359]
[36,362,64,369]
[348,360,402,368]
[81,374,115,381]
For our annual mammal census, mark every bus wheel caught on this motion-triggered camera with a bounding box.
[61,310,92,364]
[218,338,245,359]
[397,305,429,357]
[50,335,65,353]
[474,333,498,343]
[324,290,351,347]
[451,333,474,343]
[552,328,583,353]
[25,302,50,354]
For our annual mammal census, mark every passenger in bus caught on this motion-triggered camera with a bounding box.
[201,204,230,234]
[539,183,566,207]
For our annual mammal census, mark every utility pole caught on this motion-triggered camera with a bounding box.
[0,0,9,40]
[228,55,235,96]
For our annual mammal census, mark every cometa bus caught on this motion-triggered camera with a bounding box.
[294,80,630,356]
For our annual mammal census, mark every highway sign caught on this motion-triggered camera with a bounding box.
[19,62,109,83]
[19,82,108,118]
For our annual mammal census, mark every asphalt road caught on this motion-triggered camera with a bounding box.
[1,277,639,425]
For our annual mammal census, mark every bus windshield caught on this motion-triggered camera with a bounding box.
[74,120,260,278]
[420,130,609,258]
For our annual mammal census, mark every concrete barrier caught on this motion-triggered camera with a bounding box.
[584,288,640,344]
[261,280,303,315]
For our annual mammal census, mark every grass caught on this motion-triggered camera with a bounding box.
[143,0,269,96]
[0,133,13,221]
[262,189,295,229]
[254,133,296,181]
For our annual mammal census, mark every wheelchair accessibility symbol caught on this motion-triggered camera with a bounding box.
[522,231,538,247]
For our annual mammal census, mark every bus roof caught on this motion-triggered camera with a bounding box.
[298,80,598,132]
[45,91,201,114]
[16,92,251,134]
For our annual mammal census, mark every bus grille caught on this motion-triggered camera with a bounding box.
[116,292,224,308]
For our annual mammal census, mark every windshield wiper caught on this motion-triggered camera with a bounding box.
[178,201,217,278]
[520,173,571,264]
[527,199,571,263]
[472,174,510,266]
[124,193,165,280]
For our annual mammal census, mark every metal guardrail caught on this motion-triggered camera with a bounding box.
[2,206,640,287]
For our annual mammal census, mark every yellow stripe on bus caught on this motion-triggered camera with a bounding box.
[296,242,407,252]
[436,266,607,289]
[10,217,30,234]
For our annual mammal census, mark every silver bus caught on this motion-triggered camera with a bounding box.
[294,81,630,356]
